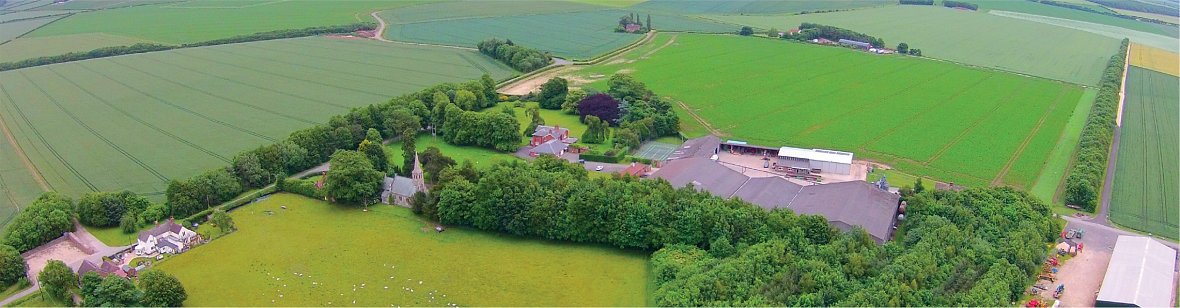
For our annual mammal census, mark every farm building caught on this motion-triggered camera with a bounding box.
[530,125,575,147]
[134,218,197,255]
[838,39,872,49]
[620,163,651,177]
[651,156,899,243]
[778,147,854,175]
[667,135,721,160]
[529,139,569,157]
[1095,236,1177,307]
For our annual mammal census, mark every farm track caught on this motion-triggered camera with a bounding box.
[676,100,723,137]
[19,70,171,182]
[858,149,990,183]
[368,11,477,51]
[75,63,277,143]
[862,73,998,150]
[165,50,393,100]
[135,54,358,110]
[991,85,1069,186]
[106,57,319,125]
[44,66,231,163]
[0,81,96,191]
[795,66,960,137]
[924,82,1033,164]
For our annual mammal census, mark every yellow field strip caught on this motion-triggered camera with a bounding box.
[1129,42,1179,77]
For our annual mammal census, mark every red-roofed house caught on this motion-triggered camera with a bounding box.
[620,163,651,177]
[530,125,575,146]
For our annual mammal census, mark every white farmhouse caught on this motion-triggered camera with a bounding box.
[134,218,197,255]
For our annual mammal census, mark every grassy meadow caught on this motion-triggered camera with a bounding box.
[1030,88,1097,204]
[155,194,650,306]
[1109,67,1178,238]
[709,5,1122,85]
[567,33,1086,189]
[387,134,522,171]
[0,36,513,206]
[631,0,892,14]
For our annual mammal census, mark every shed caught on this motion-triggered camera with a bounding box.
[777,146,854,175]
[1095,236,1177,307]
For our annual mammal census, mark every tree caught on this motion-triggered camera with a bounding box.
[646,14,652,30]
[768,27,780,38]
[577,94,622,125]
[896,42,909,54]
[561,89,587,114]
[3,192,75,252]
[523,107,545,137]
[419,147,457,184]
[120,212,138,234]
[612,128,641,149]
[582,115,608,144]
[87,275,141,306]
[909,48,922,56]
[537,78,569,110]
[0,245,27,287]
[740,26,754,36]
[39,260,76,301]
[139,270,187,307]
[210,209,234,234]
[138,203,168,226]
[232,153,271,188]
[1064,178,1096,210]
[454,89,478,111]
[358,139,388,176]
[324,150,384,205]
[480,74,498,105]
[913,178,925,193]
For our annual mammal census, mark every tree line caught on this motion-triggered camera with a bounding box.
[784,23,885,48]
[38,260,186,306]
[1064,39,1129,211]
[899,0,934,5]
[0,23,376,72]
[477,38,550,72]
[1087,0,1178,17]
[942,0,978,10]
[416,155,1059,306]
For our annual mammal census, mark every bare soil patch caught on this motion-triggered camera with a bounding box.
[21,237,87,282]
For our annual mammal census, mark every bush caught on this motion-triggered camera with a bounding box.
[0,245,27,287]
[943,0,978,10]
[38,260,76,301]
[477,38,550,72]
[139,270,187,307]
[77,191,150,228]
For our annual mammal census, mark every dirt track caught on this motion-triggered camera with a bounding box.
[0,110,48,192]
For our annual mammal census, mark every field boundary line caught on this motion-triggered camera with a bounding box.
[0,79,97,191]
[1098,49,1132,223]
[75,62,277,143]
[238,40,476,81]
[106,58,319,125]
[0,91,48,192]
[859,149,990,183]
[863,73,998,151]
[168,47,412,97]
[674,100,723,137]
[924,82,1033,165]
[45,66,231,163]
[20,70,170,182]
[991,84,1070,186]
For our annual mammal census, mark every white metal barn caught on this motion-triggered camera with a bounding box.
[777,147,854,175]
[1095,235,1177,307]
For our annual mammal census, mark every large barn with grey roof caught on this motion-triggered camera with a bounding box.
[652,136,900,243]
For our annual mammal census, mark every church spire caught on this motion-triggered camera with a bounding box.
[411,152,426,192]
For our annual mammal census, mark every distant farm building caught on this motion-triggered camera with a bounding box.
[1095,236,1177,307]
[382,154,426,206]
[838,39,872,49]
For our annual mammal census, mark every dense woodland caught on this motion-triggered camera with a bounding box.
[477,38,550,72]
[1064,39,1129,211]
[784,23,885,47]
[0,23,375,72]
[418,156,1059,306]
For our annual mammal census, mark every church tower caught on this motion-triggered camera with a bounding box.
[411,153,426,192]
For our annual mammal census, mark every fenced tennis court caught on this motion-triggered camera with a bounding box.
[634,142,678,161]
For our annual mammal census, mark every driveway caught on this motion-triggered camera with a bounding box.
[1,222,132,305]
[1049,216,1179,307]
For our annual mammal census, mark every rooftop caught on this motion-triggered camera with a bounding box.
[667,135,720,160]
[390,176,416,197]
[531,139,568,155]
[1096,236,1177,307]
[137,219,185,242]
[778,146,854,164]
[532,125,569,138]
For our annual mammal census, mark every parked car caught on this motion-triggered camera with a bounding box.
[595,165,604,171]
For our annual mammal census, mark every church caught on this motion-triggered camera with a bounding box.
[383,153,427,206]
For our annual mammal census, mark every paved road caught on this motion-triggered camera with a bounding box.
[1096,126,1121,227]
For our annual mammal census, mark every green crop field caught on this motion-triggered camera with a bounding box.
[708,5,1122,86]
[0,14,65,42]
[0,124,42,228]
[0,36,514,207]
[1030,88,1097,204]
[0,33,152,62]
[384,7,734,59]
[632,0,892,14]
[988,10,1179,53]
[971,0,1177,38]
[569,33,1085,189]
[1109,67,1178,238]
[379,1,605,24]
[155,193,649,306]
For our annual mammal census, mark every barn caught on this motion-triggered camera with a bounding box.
[777,146,854,175]
[1095,236,1177,307]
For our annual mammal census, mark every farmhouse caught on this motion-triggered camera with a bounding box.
[530,125,575,146]
[651,154,899,243]
[620,162,652,177]
[383,154,427,206]
[838,39,872,49]
[1095,236,1177,307]
[529,139,569,157]
[134,218,197,255]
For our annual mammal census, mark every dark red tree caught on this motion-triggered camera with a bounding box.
[577,93,621,126]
